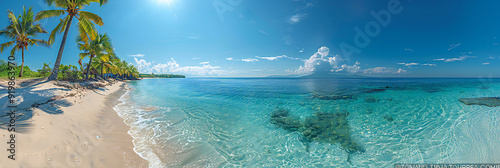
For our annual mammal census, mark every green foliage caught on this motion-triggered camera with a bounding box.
[0,6,50,55]
[0,59,41,78]
[37,63,52,77]
[36,0,108,44]
[139,73,186,78]
[57,64,82,81]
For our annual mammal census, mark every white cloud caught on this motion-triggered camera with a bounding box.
[256,55,301,61]
[256,56,283,61]
[364,67,406,74]
[433,55,475,62]
[258,30,269,35]
[193,57,201,60]
[397,68,407,74]
[129,54,145,57]
[488,55,499,59]
[288,46,344,74]
[134,58,225,76]
[288,14,305,24]
[186,35,200,40]
[226,57,233,61]
[404,63,419,66]
[443,55,474,62]
[483,62,490,65]
[404,48,414,52]
[288,46,406,75]
[288,46,330,74]
[421,63,437,66]
[134,58,152,72]
[200,61,210,65]
[448,43,461,50]
[299,49,304,53]
[398,62,437,67]
[242,58,259,62]
[335,61,361,73]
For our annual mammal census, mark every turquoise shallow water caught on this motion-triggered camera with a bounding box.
[114,78,500,167]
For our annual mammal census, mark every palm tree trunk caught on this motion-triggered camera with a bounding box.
[19,48,24,77]
[86,55,94,80]
[101,65,104,79]
[48,15,74,81]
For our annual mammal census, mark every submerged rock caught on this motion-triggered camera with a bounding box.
[270,109,302,131]
[364,95,379,103]
[300,111,364,154]
[364,87,389,93]
[383,115,394,122]
[270,109,365,159]
[459,97,500,107]
[312,93,356,100]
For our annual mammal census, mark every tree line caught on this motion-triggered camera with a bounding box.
[0,0,148,81]
[139,73,185,78]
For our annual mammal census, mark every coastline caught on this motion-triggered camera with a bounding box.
[0,80,147,167]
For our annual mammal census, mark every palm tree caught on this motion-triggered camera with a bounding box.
[0,7,50,77]
[35,0,108,81]
[128,63,139,79]
[92,52,118,78]
[120,60,130,79]
[77,33,112,79]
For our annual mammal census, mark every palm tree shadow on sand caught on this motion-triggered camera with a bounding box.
[0,79,73,133]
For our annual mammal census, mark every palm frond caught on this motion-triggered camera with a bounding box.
[41,0,57,6]
[79,53,91,59]
[30,39,51,48]
[48,15,69,44]
[35,10,66,21]
[10,45,18,56]
[79,11,104,26]
[7,10,20,35]
[77,17,97,42]
[53,0,70,8]
[0,41,16,53]
[89,0,109,6]
[22,7,35,31]
[26,24,48,37]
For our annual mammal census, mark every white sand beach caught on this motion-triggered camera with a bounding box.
[0,79,147,167]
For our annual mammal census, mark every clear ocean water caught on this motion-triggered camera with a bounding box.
[113,78,500,167]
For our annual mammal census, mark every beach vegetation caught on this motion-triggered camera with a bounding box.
[0,59,42,78]
[35,0,109,81]
[77,32,113,80]
[139,73,185,78]
[0,6,50,77]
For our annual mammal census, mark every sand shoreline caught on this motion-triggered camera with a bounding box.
[0,80,147,167]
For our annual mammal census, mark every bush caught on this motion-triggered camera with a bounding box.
[57,64,83,81]
[0,59,41,78]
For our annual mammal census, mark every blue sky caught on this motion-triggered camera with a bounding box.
[1,0,500,77]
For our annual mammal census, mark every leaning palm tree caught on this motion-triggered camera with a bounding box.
[92,51,118,78]
[115,60,129,79]
[0,7,50,77]
[77,33,112,79]
[111,58,123,79]
[35,0,108,81]
[127,63,139,79]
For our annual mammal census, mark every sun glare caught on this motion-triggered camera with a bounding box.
[156,0,174,6]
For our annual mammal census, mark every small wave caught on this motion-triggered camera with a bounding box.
[113,84,164,168]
